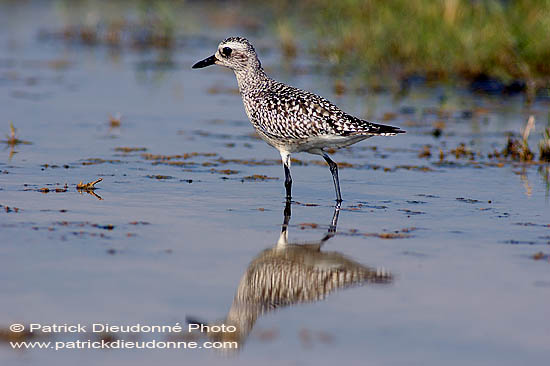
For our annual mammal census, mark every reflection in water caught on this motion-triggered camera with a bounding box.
[519,167,532,197]
[539,165,550,198]
[1,123,32,160]
[77,188,103,200]
[188,201,393,349]
[5,144,16,160]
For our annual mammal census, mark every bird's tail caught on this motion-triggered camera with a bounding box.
[371,122,406,136]
[350,117,406,136]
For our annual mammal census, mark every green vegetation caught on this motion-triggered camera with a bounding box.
[497,115,550,162]
[540,125,550,161]
[34,0,550,97]
[269,0,550,97]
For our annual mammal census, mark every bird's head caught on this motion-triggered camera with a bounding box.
[192,37,260,73]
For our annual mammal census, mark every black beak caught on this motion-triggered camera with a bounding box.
[192,55,218,69]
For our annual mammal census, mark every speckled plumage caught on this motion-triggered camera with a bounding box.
[193,37,405,201]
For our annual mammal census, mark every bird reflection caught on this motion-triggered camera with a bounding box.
[188,201,393,349]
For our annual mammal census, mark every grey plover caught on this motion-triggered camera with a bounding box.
[193,37,404,202]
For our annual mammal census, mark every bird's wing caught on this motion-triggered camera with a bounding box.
[253,83,404,140]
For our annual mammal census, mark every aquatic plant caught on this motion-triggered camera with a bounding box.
[45,0,186,49]
[268,0,550,98]
[276,19,297,59]
[539,126,550,162]
[502,117,534,162]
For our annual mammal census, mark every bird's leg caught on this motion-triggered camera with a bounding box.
[283,199,291,229]
[329,201,341,232]
[277,199,292,248]
[284,164,292,200]
[322,153,343,203]
[320,201,341,243]
[280,151,292,201]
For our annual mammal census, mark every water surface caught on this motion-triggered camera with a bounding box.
[1,2,549,365]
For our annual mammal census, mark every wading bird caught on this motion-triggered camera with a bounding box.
[193,37,404,202]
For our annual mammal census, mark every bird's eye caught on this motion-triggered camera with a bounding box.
[221,47,232,57]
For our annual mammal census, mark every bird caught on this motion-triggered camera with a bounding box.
[192,37,405,202]
[186,201,392,349]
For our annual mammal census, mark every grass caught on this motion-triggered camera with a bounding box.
[540,125,550,161]
[267,0,550,99]
[10,0,550,97]
[498,115,550,162]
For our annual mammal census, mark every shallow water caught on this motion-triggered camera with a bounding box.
[1,2,549,365]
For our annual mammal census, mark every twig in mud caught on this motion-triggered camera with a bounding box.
[1,122,32,146]
[77,178,103,190]
[109,114,122,128]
